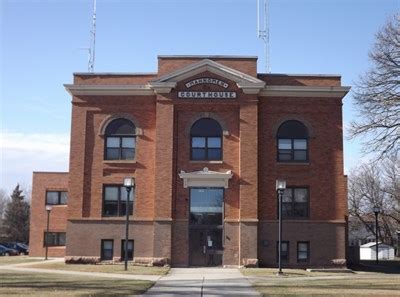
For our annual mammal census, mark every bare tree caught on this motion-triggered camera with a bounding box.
[381,154,400,223]
[350,14,400,160]
[348,156,399,247]
[0,189,9,220]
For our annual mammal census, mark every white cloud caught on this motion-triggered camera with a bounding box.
[0,132,70,193]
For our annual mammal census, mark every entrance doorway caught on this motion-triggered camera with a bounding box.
[189,188,223,266]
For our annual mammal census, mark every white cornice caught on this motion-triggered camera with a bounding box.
[259,85,351,98]
[64,84,154,96]
[64,83,351,98]
[147,82,177,94]
[237,82,267,94]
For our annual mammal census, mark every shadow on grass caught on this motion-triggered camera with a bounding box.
[350,260,400,274]
[254,278,400,295]
[0,272,153,296]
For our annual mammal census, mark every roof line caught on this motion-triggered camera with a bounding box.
[158,55,258,59]
[33,171,69,174]
[73,72,157,76]
[258,73,342,78]
[72,72,341,78]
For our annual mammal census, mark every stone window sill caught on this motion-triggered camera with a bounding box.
[277,162,310,166]
[189,160,224,164]
[103,160,137,164]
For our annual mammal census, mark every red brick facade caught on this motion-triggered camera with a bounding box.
[30,55,350,267]
[30,172,68,257]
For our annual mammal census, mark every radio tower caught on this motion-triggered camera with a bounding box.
[88,0,97,72]
[257,0,270,73]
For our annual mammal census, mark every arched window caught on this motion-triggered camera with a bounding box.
[191,118,222,161]
[105,118,136,160]
[277,120,309,162]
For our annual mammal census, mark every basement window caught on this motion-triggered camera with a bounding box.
[44,232,66,246]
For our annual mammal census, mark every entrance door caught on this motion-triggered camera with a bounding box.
[189,188,223,266]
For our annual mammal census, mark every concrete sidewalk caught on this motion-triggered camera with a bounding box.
[142,268,260,296]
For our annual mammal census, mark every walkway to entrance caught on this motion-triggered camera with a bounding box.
[142,267,260,296]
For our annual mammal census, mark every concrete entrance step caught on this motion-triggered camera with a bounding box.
[306,268,353,273]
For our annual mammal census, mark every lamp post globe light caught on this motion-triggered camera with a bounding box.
[276,179,286,276]
[373,206,381,265]
[45,205,52,260]
[123,177,135,271]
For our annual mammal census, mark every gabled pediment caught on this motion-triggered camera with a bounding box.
[179,167,233,189]
[149,59,265,94]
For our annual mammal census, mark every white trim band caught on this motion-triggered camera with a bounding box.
[64,84,154,96]
[259,85,351,98]
[65,84,350,98]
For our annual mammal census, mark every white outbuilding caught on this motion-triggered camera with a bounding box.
[359,242,395,260]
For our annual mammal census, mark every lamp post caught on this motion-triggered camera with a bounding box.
[276,179,286,276]
[123,177,135,271]
[45,205,52,260]
[373,206,381,265]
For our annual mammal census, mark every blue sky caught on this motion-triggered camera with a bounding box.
[0,0,398,193]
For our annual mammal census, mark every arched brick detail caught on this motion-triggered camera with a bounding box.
[185,112,229,136]
[272,117,314,138]
[98,114,142,136]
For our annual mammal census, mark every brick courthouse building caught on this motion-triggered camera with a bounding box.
[30,55,350,267]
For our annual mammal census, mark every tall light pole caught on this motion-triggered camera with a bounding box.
[123,177,135,271]
[45,205,52,260]
[276,179,286,276]
[373,206,381,265]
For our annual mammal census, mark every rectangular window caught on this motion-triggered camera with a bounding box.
[191,137,222,161]
[189,188,223,225]
[281,187,309,219]
[46,191,68,205]
[121,137,135,159]
[297,241,310,263]
[278,138,308,162]
[106,136,135,160]
[103,185,134,217]
[44,232,66,246]
[121,240,134,261]
[276,241,289,263]
[101,240,113,261]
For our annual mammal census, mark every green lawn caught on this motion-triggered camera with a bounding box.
[0,256,45,266]
[253,276,400,296]
[23,261,170,275]
[0,271,153,296]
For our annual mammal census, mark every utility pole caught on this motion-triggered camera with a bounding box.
[88,0,97,72]
[257,0,270,73]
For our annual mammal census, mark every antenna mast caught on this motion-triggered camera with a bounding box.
[257,0,270,73]
[88,0,97,72]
